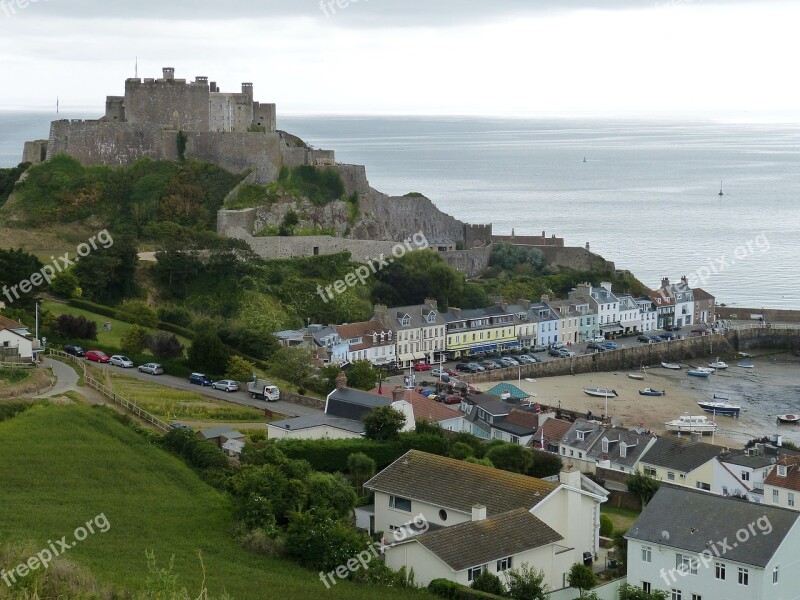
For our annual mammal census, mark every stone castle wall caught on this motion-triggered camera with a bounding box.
[186,131,282,183]
[22,140,48,164]
[537,245,615,272]
[124,78,210,132]
[441,245,493,278]
[47,120,177,165]
[493,233,564,247]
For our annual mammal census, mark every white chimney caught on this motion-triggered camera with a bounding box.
[559,468,581,488]
[471,504,487,522]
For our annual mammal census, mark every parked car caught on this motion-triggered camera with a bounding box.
[169,423,192,431]
[63,344,85,357]
[499,357,519,367]
[548,348,563,357]
[444,368,459,377]
[649,335,662,343]
[138,363,164,375]
[211,379,239,392]
[413,362,432,372]
[85,350,110,363]
[691,328,709,335]
[531,345,548,353]
[430,369,450,383]
[637,335,651,343]
[665,325,682,332]
[601,341,618,350]
[442,395,462,405]
[189,372,213,386]
[517,354,536,364]
[480,360,497,370]
[455,363,472,372]
[109,355,134,368]
[587,342,605,351]
[591,336,606,343]
[659,332,676,340]
[467,362,485,372]
[551,342,565,350]
[559,349,576,358]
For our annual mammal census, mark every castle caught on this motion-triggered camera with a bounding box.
[23,67,333,183]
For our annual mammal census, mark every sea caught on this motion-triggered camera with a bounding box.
[2,111,799,309]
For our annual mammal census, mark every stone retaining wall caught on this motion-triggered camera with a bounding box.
[280,391,325,411]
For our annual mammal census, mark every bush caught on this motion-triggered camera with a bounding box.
[275,438,406,472]
[116,300,158,327]
[187,328,228,375]
[226,355,256,383]
[528,449,563,478]
[120,325,150,355]
[428,578,504,599]
[160,428,231,475]
[599,514,614,537]
[449,441,475,460]
[283,511,372,573]
[157,304,194,328]
[50,270,81,299]
[148,332,185,359]
[55,314,97,340]
[471,570,504,595]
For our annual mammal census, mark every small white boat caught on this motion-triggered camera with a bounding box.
[738,361,754,368]
[583,388,618,398]
[665,414,718,434]
[627,373,645,380]
[687,368,712,378]
[639,388,666,396]
[778,414,800,424]
[709,358,728,370]
[661,362,681,370]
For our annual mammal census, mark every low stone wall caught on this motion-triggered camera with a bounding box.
[462,328,798,383]
[280,391,325,411]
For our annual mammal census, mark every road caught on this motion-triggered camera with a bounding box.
[83,360,321,418]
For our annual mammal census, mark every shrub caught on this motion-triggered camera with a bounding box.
[55,314,97,340]
[116,300,158,327]
[428,578,503,599]
[50,270,81,299]
[120,325,150,355]
[471,570,504,595]
[226,355,256,383]
[275,438,406,472]
[599,514,614,537]
[363,406,406,441]
[449,441,475,460]
[157,304,194,328]
[283,511,372,573]
[149,332,185,359]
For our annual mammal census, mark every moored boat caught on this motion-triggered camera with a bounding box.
[777,414,800,424]
[627,373,645,380]
[697,401,741,417]
[665,414,718,433]
[661,362,681,370]
[639,388,666,396]
[583,388,618,398]
[687,368,712,377]
[709,358,728,370]
[738,361,754,368]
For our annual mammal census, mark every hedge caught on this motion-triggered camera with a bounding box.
[427,579,505,599]
[276,438,407,472]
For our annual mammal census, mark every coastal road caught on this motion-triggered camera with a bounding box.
[81,360,321,418]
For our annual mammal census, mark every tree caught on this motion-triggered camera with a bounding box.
[485,443,533,474]
[304,472,357,519]
[346,360,378,390]
[0,248,43,308]
[504,563,547,600]
[116,300,158,327]
[464,456,494,468]
[490,242,546,272]
[270,346,315,389]
[120,325,150,355]
[187,329,228,376]
[449,441,475,460]
[347,452,376,497]
[625,471,661,508]
[279,209,300,236]
[528,449,563,478]
[54,314,97,340]
[599,514,614,537]
[372,250,465,310]
[73,234,138,304]
[363,406,406,441]
[567,563,596,598]
[471,570,504,595]
[227,355,256,383]
[149,332,185,359]
[612,530,628,574]
[50,270,81,299]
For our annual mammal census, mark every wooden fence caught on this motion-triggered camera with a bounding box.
[48,349,170,432]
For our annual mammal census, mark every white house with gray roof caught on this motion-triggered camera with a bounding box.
[626,485,800,600]
[373,299,446,368]
[560,419,656,474]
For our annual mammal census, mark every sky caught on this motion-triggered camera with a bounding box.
[0,0,799,117]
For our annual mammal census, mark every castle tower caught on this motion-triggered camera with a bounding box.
[162,67,175,81]
[242,82,254,99]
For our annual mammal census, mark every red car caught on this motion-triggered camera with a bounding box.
[444,368,459,377]
[85,350,110,363]
[442,395,462,405]
[413,362,432,371]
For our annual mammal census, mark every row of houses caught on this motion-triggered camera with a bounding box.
[277,277,716,368]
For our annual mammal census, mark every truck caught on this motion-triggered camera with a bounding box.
[247,379,281,402]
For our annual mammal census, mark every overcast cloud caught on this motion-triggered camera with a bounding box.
[0,0,797,116]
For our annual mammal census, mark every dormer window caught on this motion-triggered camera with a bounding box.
[778,465,788,477]
[426,312,436,324]
[400,315,411,327]
[620,444,627,458]
[577,431,584,441]
[601,438,609,453]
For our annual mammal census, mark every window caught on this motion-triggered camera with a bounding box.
[578,452,583,459]
[691,595,701,600]
[671,590,681,600]
[695,482,710,491]
[741,471,750,481]
[467,565,485,582]
[773,489,780,502]
[738,567,749,585]
[641,546,652,563]
[676,554,696,575]
[643,467,656,477]
[715,562,726,580]
[389,495,411,512]
[496,556,513,572]
[773,566,779,584]
[667,472,675,481]
[642,582,651,593]
[789,493,795,507]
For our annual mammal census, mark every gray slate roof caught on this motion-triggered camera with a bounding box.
[585,427,654,468]
[365,450,557,517]
[269,414,365,435]
[415,508,562,571]
[199,427,244,440]
[639,437,725,472]
[325,388,390,420]
[562,419,606,452]
[626,485,799,568]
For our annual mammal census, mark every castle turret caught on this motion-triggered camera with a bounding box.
[162,67,175,81]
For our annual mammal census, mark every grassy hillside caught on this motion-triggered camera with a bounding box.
[0,404,432,600]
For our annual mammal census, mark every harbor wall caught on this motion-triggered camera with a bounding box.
[717,307,800,324]
[461,328,799,383]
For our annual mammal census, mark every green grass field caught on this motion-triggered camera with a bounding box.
[0,367,31,386]
[108,373,265,422]
[42,300,192,350]
[0,404,433,599]
[600,504,640,533]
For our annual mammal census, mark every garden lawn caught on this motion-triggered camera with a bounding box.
[42,299,192,350]
[108,373,264,422]
[601,504,640,533]
[0,404,433,600]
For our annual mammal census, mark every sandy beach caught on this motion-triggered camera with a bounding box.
[478,354,800,448]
